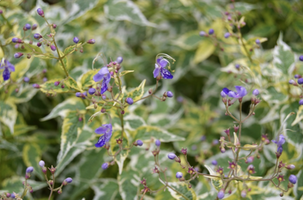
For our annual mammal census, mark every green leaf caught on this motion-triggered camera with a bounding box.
[41,97,85,121]
[80,69,98,90]
[120,70,134,77]
[294,170,303,199]
[104,0,155,27]
[22,143,44,180]
[174,31,202,50]
[92,179,120,200]
[57,111,85,173]
[0,100,17,133]
[127,79,146,102]
[64,43,81,56]
[40,79,72,94]
[0,177,47,194]
[204,165,223,191]
[9,85,38,104]
[130,125,185,143]
[10,59,31,82]
[56,127,94,176]
[123,114,146,131]
[273,33,295,75]
[160,180,197,200]
[117,169,141,200]
[291,105,303,126]
[194,39,216,64]
[110,130,129,174]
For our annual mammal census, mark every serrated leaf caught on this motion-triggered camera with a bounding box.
[57,111,85,170]
[127,79,146,102]
[130,125,185,143]
[104,0,155,27]
[0,100,17,133]
[118,169,141,200]
[194,40,216,64]
[204,165,223,191]
[40,79,71,94]
[64,43,81,56]
[65,76,80,91]
[23,143,43,180]
[160,180,197,200]
[41,97,85,121]
[92,179,120,200]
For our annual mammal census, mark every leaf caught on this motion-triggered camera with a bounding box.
[92,179,120,200]
[65,76,80,91]
[104,0,155,27]
[40,79,72,94]
[0,100,17,133]
[41,97,85,121]
[174,31,202,50]
[0,177,47,194]
[130,125,185,143]
[64,43,81,56]
[56,127,94,176]
[194,39,216,64]
[242,144,258,151]
[57,111,85,170]
[160,180,197,200]
[120,70,134,77]
[204,165,223,191]
[294,169,303,199]
[110,130,129,174]
[22,143,44,180]
[127,79,146,102]
[80,69,98,90]
[9,85,38,104]
[273,33,295,75]
[117,169,141,200]
[291,106,303,126]
[10,59,31,82]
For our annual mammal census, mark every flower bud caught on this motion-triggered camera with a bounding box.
[116,56,123,64]
[37,42,42,47]
[155,139,161,147]
[286,164,295,170]
[87,39,95,44]
[136,140,143,146]
[166,91,173,98]
[289,174,297,184]
[73,37,79,44]
[37,8,44,17]
[88,88,96,95]
[255,39,260,44]
[208,29,214,35]
[33,33,42,39]
[25,23,31,30]
[32,24,37,30]
[54,81,60,86]
[50,45,56,51]
[224,32,230,38]
[102,162,109,170]
[168,153,176,160]
[14,52,23,58]
[211,160,218,165]
[32,83,40,88]
[217,190,225,199]
[199,31,206,37]
[252,89,259,96]
[58,188,62,194]
[126,97,133,105]
[52,24,57,29]
[23,77,30,82]
[176,172,183,178]
[39,160,45,167]
[299,55,303,62]
[63,177,73,185]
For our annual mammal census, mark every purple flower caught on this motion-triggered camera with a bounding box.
[176,172,183,178]
[155,139,161,147]
[116,56,123,64]
[93,66,111,94]
[224,32,230,38]
[272,134,285,154]
[39,160,45,167]
[0,59,15,81]
[95,124,112,148]
[88,88,96,95]
[289,174,297,184]
[299,55,303,62]
[217,190,225,199]
[73,37,79,44]
[199,31,206,37]
[211,160,218,165]
[255,39,260,44]
[136,140,143,146]
[252,89,259,96]
[220,91,227,98]
[102,162,109,170]
[208,29,214,35]
[37,8,44,17]
[222,86,247,99]
[299,99,303,105]
[298,78,303,84]
[166,91,173,98]
[25,23,31,30]
[153,57,173,79]
[65,177,73,183]
[168,153,176,160]
[126,97,133,105]
[26,166,34,173]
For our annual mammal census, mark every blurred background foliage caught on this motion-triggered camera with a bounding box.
[1,0,303,199]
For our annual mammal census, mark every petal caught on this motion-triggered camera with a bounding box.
[100,80,108,94]
[8,65,15,72]
[158,58,169,68]
[95,126,107,134]
[160,68,173,79]
[156,58,162,64]
[227,91,238,98]
[153,65,160,78]
[95,135,106,148]
[93,72,104,82]
[98,66,109,75]
[278,135,285,145]
[271,140,277,144]
[2,68,10,81]
[235,86,247,97]
[222,88,230,94]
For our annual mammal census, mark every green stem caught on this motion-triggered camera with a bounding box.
[237,27,253,63]
[52,38,69,77]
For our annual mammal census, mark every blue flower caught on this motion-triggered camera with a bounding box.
[0,59,15,81]
[222,86,247,99]
[272,134,285,154]
[95,124,112,148]
[93,67,111,94]
[153,57,173,79]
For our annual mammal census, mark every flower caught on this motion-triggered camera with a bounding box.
[168,153,176,160]
[93,66,111,94]
[166,91,173,98]
[208,29,214,35]
[224,32,230,38]
[289,174,297,184]
[73,37,79,44]
[153,57,173,79]
[26,166,34,173]
[272,134,285,155]
[199,31,206,37]
[116,56,123,64]
[0,59,15,81]
[212,160,218,165]
[136,140,143,146]
[88,88,96,95]
[217,190,225,199]
[299,55,303,62]
[39,160,45,167]
[126,97,133,105]
[155,139,161,147]
[252,89,259,96]
[176,172,183,178]
[228,161,236,169]
[247,165,256,174]
[102,162,109,170]
[222,86,247,99]
[95,124,112,148]
[255,39,260,44]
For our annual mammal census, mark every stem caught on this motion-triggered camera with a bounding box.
[52,38,69,77]
[48,173,55,200]
[120,111,124,140]
[237,27,253,63]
